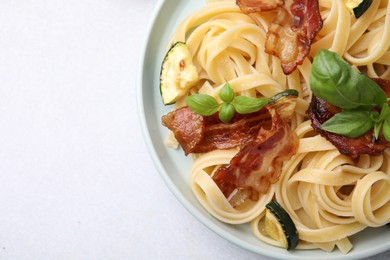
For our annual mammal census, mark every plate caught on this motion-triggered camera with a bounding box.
[136,0,390,259]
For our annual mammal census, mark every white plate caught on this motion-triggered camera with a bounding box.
[136,0,390,259]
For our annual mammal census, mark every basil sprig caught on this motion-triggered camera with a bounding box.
[310,49,390,141]
[186,83,268,123]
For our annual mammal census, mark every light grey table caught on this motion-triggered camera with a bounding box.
[0,0,388,259]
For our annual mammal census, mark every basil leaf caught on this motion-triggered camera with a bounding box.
[186,94,219,116]
[372,110,383,140]
[219,103,235,123]
[234,96,268,114]
[219,83,235,103]
[381,104,390,121]
[310,49,387,109]
[321,110,375,138]
[374,120,383,140]
[383,121,390,142]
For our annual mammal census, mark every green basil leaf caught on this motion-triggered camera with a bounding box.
[186,94,219,116]
[234,96,268,114]
[310,49,387,109]
[381,104,390,121]
[321,110,375,138]
[219,83,235,103]
[374,120,382,140]
[372,110,383,140]
[219,103,235,123]
[383,121,390,142]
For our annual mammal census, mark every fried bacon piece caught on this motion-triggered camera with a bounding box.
[212,109,298,207]
[162,106,271,155]
[236,0,283,12]
[308,96,387,157]
[373,78,390,96]
[161,107,204,155]
[308,78,390,158]
[162,107,299,207]
[237,0,323,75]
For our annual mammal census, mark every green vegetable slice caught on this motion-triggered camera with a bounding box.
[265,201,299,251]
[268,89,299,122]
[160,42,199,105]
[344,0,373,18]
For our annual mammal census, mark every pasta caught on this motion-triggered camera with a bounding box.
[165,0,390,254]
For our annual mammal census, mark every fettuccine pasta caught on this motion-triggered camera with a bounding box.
[165,0,390,254]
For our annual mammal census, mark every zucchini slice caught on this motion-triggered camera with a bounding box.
[160,42,199,105]
[265,201,299,250]
[344,0,373,18]
[268,89,298,122]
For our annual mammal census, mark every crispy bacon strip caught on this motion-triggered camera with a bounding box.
[266,0,323,74]
[161,107,204,155]
[237,0,323,75]
[162,106,271,155]
[162,106,299,206]
[212,108,298,207]
[373,78,390,96]
[308,78,390,158]
[236,0,283,12]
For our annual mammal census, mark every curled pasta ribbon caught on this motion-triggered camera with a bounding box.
[344,0,390,67]
[189,149,274,224]
[170,2,242,45]
[270,123,390,253]
[352,171,390,227]
[170,2,296,99]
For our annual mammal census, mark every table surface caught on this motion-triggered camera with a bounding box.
[0,0,389,259]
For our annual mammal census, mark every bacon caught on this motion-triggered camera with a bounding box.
[212,108,299,207]
[162,106,271,155]
[162,106,299,206]
[373,78,390,96]
[236,0,323,75]
[266,0,323,74]
[161,107,204,155]
[307,78,390,158]
[236,0,284,12]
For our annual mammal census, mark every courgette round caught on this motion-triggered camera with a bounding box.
[267,89,299,122]
[344,0,373,18]
[268,89,298,104]
[160,42,199,105]
[265,200,299,250]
